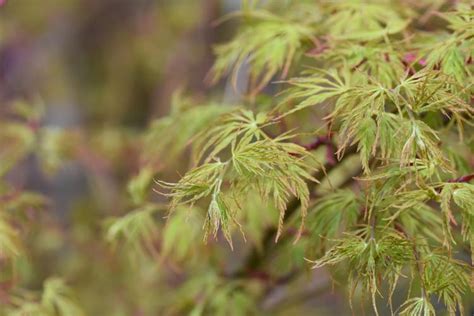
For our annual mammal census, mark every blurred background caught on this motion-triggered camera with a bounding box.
[0,1,254,315]
[0,0,238,122]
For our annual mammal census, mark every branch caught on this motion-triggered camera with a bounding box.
[300,135,337,166]
[435,173,474,194]
[300,136,333,151]
[447,173,474,183]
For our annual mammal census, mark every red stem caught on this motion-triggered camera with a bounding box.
[300,135,336,166]
[301,136,332,151]
[447,173,474,183]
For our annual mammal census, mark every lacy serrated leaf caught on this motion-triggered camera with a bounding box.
[143,94,232,167]
[166,272,257,316]
[307,189,359,241]
[162,207,203,262]
[440,182,474,270]
[192,110,270,165]
[7,303,49,316]
[280,68,352,115]
[157,161,244,247]
[421,252,470,315]
[0,216,23,263]
[355,117,377,173]
[381,190,443,243]
[310,229,413,316]
[42,278,85,316]
[232,138,318,241]
[322,43,406,86]
[156,162,226,208]
[127,166,154,205]
[0,123,36,176]
[423,7,473,84]
[400,120,450,171]
[375,112,402,160]
[203,180,239,249]
[322,1,410,41]
[211,11,314,93]
[105,204,162,258]
[399,297,435,316]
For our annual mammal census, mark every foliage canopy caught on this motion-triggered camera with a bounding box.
[0,0,473,315]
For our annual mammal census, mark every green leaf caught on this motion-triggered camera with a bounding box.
[323,2,410,41]
[0,216,23,263]
[280,68,352,115]
[143,93,232,167]
[399,297,435,316]
[127,166,155,205]
[310,229,413,315]
[162,206,203,262]
[105,204,162,258]
[156,161,226,209]
[192,110,270,165]
[203,180,237,248]
[355,117,377,173]
[307,189,359,241]
[211,11,314,93]
[421,252,470,315]
[232,138,319,241]
[42,278,85,316]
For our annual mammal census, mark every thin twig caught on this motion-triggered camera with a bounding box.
[447,173,474,183]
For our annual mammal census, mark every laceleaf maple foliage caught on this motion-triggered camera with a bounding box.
[0,0,473,315]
